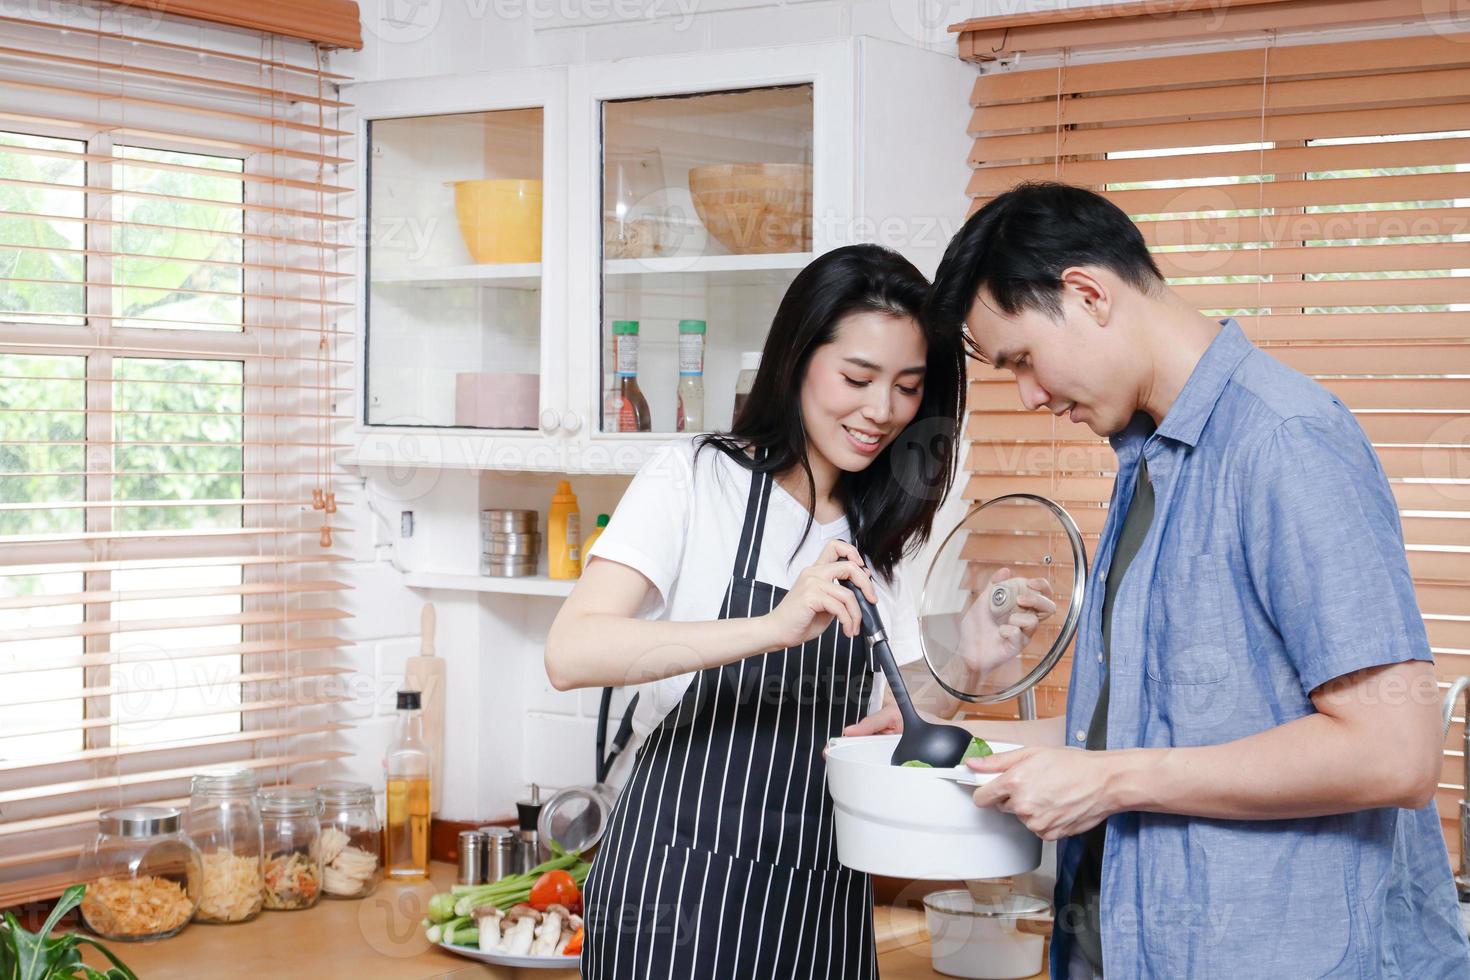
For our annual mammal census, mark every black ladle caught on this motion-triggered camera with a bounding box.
[841,579,975,768]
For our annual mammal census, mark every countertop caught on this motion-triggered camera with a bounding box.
[80,861,1047,978]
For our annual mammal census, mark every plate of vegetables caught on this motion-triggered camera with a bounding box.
[427,842,589,968]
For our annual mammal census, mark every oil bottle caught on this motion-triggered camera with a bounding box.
[384,690,431,880]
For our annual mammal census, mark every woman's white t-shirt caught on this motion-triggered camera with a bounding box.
[585,438,923,750]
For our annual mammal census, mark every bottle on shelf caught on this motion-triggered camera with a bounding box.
[733,351,761,425]
[676,319,706,433]
[548,480,582,580]
[580,514,610,571]
[384,690,431,881]
[604,320,652,432]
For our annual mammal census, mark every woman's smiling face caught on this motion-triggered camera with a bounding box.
[800,309,928,475]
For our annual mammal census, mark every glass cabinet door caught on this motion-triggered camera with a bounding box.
[366,108,544,429]
[599,85,813,436]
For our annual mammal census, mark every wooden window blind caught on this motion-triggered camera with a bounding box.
[0,4,355,906]
[955,5,1469,860]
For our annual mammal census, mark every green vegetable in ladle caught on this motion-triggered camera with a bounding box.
[962,737,993,761]
[900,738,991,768]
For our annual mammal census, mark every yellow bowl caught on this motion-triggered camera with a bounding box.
[452,179,542,264]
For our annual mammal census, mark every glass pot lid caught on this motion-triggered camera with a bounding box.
[919,493,1088,704]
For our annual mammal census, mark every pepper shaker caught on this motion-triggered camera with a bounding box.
[515,784,545,874]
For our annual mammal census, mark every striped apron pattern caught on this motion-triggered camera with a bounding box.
[581,451,879,980]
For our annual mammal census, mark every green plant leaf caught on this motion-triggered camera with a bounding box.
[68,940,135,980]
[38,886,85,941]
[9,885,89,980]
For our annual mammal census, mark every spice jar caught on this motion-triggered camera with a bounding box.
[315,781,382,899]
[187,768,264,924]
[76,806,201,941]
[258,786,322,911]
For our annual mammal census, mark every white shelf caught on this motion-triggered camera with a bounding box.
[372,263,542,289]
[402,570,574,597]
[604,251,811,277]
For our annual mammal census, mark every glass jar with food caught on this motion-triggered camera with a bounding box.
[186,768,264,924]
[315,781,382,899]
[258,787,322,911]
[76,806,201,941]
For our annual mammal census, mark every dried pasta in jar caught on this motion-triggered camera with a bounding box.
[195,850,264,923]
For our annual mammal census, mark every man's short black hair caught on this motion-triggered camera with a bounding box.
[926,181,1165,350]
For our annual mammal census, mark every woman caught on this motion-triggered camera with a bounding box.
[545,244,1047,979]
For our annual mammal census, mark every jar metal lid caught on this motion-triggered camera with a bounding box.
[923,889,1051,920]
[258,786,318,816]
[315,780,373,805]
[190,767,259,796]
[100,806,183,838]
[478,826,515,841]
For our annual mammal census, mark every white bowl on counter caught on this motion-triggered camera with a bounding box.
[824,735,1041,880]
[924,889,1051,980]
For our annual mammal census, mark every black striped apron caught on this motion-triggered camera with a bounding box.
[581,453,878,980]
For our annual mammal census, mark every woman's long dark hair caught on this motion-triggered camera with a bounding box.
[696,244,966,582]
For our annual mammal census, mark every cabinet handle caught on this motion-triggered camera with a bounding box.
[560,411,582,434]
[540,408,560,434]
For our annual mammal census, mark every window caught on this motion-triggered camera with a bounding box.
[113,146,245,331]
[0,13,353,907]
[960,12,1469,858]
[0,133,85,324]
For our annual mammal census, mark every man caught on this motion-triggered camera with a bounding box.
[848,182,1469,977]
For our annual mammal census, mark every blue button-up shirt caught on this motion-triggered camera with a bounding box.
[1053,320,1470,978]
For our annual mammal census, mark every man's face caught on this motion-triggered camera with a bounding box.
[964,283,1135,438]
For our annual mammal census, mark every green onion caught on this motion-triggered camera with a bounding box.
[441,920,479,946]
[447,850,590,918]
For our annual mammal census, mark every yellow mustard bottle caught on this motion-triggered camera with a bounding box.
[579,514,610,576]
[548,480,582,579]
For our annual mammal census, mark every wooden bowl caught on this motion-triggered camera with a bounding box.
[687,163,812,254]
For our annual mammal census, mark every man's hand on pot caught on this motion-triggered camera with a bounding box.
[967,746,1117,840]
[958,568,1057,675]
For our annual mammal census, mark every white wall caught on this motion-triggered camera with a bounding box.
[331,0,1114,824]
[337,1,1108,83]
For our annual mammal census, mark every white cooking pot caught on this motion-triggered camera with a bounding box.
[924,888,1051,980]
[824,734,1041,880]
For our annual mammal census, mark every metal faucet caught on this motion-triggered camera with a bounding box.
[1441,677,1470,900]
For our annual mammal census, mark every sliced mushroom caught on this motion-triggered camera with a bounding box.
[471,905,505,951]
[531,906,564,955]
[501,915,536,956]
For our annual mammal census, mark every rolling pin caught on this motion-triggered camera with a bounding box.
[404,603,446,814]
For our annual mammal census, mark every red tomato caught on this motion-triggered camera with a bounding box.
[529,869,581,913]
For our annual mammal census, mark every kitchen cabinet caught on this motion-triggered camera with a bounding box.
[348,38,974,477]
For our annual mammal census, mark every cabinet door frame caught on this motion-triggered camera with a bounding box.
[566,41,856,469]
[349,67,573,473]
